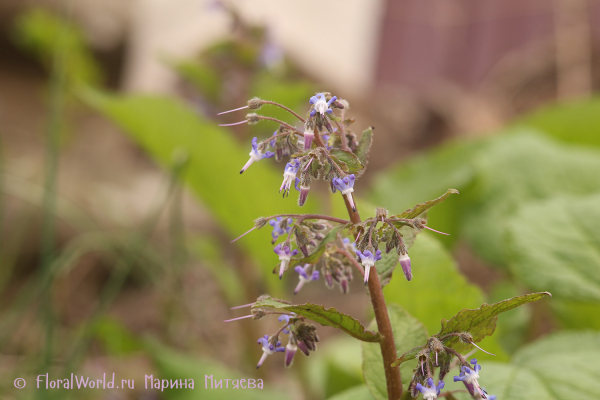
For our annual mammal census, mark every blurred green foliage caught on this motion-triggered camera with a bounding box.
[13,8,102,87]
[6,6,600,400]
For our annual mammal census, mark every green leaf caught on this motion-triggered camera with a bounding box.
[474,331,600,400]
[462,132,600,266]
[79,89,319,293]
[327,385,375,400]
[290,224,348,267]
[330,149,364,174]
[369,138,485,247]
[551,299,600,330]
[355,127,373,177]
[384,234,485,335]
[144,339,284,400]
[252,296,381,342]
[361,304,428,400]
[394,189,459,219]
[515,97,600,148]
[507,193,600,303]
[304,337,364,399]
[437,292,551,353]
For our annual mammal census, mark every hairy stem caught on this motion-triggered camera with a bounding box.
[261,100,306,123]
[343,195,402,399]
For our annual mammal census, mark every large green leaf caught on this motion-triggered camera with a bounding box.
[80,89,318,291]
[551,299,600,330]
[330,149,364,174]
[369,138,484,247]
[383,234,485,335]
[304,337,364,399]
[144,339,284,400]
[394,189,459,219]
[507,194,600,303]
[465,332,600,400]
[252,296,381,342]
[462,132,600,266]
[355,127,373,178]
[437,292,551,353]
[515,97,600,148]
[361,304,428,400]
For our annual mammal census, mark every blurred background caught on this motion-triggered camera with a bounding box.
[1,0,600,399]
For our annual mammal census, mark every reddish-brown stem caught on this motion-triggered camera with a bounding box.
[335,248,365,278]
[313,125,326,148]
[336,109,349,151]
[262,100,306,123]
[343,195,402,400]
[257,116,302,133]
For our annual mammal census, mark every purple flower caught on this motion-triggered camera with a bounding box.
[274,244,299,279]
[240,137,275,174]
[269,217,292,241]
[356,249,382,284]
[454,359,496,399]
[293,264,320,294]
[309,93,337,117]
[278,314,292,333]
[332,175,356,211]
[399,252,412,281]
[284,342,297,367]
[415,378,444,400]
[256,335,285,369]
[280,160,301,195]
[298,185,310,206]
[303,126,314,150]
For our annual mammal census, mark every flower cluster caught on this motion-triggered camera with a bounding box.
[220,92,354,210]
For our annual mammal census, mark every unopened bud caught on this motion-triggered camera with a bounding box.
[247,97,263,109]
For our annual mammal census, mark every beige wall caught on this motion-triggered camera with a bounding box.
[123,0,385,96]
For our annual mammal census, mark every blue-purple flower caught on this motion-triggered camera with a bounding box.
[240,137,274,174]
[332,175,356,211]
[415,378,445,400]
[269,217,293,241]
[274,244,299,279]
[256,335,284,369]
[356,249,382,284]
[399,252,412,281]
[280,160,301,195]
[293,264,320,294]
[309,93,337,117]
[454,359,496,399]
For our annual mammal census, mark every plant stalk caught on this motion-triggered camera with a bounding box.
[343,195,402,399]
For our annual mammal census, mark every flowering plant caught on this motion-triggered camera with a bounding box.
[216,92,552,399]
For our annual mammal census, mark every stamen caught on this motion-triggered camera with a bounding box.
[219,120,248,127]
[217,105,249,115]
[223,314,254,322]
[423,225,450,235]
